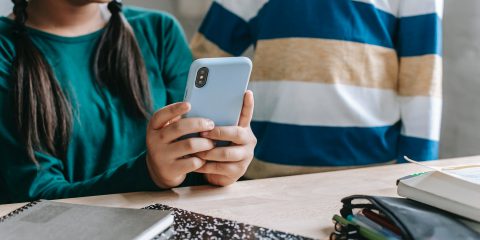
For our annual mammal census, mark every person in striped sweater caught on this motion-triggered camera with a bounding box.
[191,0,443,179]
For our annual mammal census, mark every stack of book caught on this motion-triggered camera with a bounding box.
[397,157,480,222]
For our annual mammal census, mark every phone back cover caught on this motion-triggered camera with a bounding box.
[184,57,252,126]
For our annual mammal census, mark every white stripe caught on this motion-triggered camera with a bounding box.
[215,0,269,22]
[399,0,444,18]
[399,96,442,141]
[352,0,400,16]
[249,81,400,127]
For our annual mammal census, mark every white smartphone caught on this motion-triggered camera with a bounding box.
[183,57,252,144]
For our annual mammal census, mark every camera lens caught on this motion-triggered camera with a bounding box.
[195,67,209,88]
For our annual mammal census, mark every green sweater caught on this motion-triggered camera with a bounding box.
[0,7,203,204]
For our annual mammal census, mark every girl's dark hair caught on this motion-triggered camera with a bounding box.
[11,0,152,163]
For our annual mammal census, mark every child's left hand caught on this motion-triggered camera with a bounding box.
[195,90,257,186]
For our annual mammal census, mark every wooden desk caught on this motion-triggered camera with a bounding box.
[1,156,478,239]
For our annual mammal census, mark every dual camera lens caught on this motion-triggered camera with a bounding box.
[195,67,209,88]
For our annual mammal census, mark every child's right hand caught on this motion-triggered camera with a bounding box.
[146,102,215,189]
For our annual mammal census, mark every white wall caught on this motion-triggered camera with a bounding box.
[0,0,11,16]
[440,0,480,158]
[0,0,479,159]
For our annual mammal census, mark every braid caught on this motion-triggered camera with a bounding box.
[108,0,122,14]
[12,0,28,33]
[9,0,151,163]
[94,0,152,118]
[10,0,72,163]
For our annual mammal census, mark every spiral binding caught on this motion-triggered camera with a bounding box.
[0,201,41,223]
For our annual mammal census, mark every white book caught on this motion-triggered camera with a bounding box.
[397,157,480,222]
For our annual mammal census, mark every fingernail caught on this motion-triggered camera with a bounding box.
[180,103,189,110]
[207,120,215,129]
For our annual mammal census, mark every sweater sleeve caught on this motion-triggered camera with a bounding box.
[190,0,268,58]
[396,0,443,162]
[0,87,160,203]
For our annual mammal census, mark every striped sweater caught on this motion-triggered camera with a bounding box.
[191,0,443,179]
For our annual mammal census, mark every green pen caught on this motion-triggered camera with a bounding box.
[333,215,389,240]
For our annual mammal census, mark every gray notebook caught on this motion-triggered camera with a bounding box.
[0,200,173,240]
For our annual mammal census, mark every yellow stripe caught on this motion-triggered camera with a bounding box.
[251,38,399,90]
[190,33,232,59]
[244,158,396,179]
[399,54,442,98]
[189,35,441,97]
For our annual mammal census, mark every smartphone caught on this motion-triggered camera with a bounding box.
[183,57,252,145]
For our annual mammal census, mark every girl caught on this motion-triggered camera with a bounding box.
[0,0,256,203]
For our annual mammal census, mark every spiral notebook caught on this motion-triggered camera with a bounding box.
[0,200,174,240]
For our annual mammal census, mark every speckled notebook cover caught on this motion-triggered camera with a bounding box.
[145,204,313,240]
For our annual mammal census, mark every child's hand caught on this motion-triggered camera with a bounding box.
[146,102,216,189]
[195,91,257,186]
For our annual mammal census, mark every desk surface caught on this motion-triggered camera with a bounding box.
[1,156,478,239]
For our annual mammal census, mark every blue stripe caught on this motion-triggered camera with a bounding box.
[251,121,401,167]
[397,135,439,163]
[200,0,441,58]
[397,14,442,57]
[251,0,397,49]
[199,2,253,55]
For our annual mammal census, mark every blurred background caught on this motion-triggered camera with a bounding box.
[0,0,478,160]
